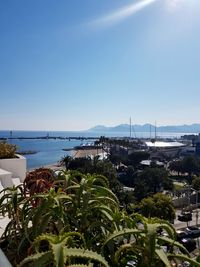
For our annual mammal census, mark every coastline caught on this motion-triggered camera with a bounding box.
[28,162,65,172]
[27,148,106,172]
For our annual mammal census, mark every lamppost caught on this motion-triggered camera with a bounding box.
[185,185,191,209]
[196,210,199,226]
[191,187,200,226]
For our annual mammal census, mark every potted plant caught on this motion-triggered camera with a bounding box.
[0,141,26,187]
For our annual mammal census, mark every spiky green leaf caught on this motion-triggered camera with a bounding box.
[64,248,109,267]
[18,251,52,267]
[103,228,143,252]
[157,236,190,256]
[155,248,171,267]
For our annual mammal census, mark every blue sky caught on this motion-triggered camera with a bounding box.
[1,0,200,131]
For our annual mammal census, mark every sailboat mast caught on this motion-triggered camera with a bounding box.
[150,124,151,139]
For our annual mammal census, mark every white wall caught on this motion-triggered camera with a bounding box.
[0,154,26,182]
[0,249,12,267]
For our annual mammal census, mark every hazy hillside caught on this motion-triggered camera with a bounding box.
[89,124,200,133]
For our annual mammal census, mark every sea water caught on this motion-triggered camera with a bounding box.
[0,131,103,169]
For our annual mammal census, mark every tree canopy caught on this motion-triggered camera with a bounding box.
[127,150,150,166]
[134,168,173,201]
[182,156,200,179]
[192,176,200,191]
[138,193,175,221]
[169,156,200,181]
[61,155,118,186]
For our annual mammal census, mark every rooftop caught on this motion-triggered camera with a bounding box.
[145,141,186,148]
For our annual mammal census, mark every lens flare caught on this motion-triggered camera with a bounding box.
[91,0,158,27]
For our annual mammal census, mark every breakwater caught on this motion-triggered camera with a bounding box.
[1,136,99,141]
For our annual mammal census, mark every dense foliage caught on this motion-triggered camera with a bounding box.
[169,156,200,181]
[192,177,200,191]
[60,156,117,184]
[24,168,55,196]
[133,168,173,201]
[137,193,175,221]
[118,165,136,188]
[60,155,124,202]
[126,151,150,167]
[0,170,200,266]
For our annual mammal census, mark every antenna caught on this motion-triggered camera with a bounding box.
[130,117,132,139]
[155,121,157,140]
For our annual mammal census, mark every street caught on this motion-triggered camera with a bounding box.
[174,209,200,229]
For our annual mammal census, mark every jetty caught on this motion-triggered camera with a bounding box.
[2,136,99,141]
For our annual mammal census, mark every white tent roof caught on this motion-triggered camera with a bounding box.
[145,141,185,148]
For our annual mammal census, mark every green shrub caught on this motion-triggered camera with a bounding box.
[0,141,17,159]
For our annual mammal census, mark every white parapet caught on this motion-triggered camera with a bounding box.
[0,154,26,182]
[0,248,12,267]
[0,168,13,188]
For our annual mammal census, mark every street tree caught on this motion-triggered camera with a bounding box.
[168,160,183,176]
[127,150,150,167]
[138,193,175,221]
[192,176,200,191]
[134,168,173,201]
[182,156,199,181]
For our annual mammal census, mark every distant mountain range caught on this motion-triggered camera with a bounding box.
[89,124,200,133]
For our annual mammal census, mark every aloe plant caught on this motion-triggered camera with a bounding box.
[24,168,55,198]
[18,232,109,267]
[0,172,119,264]
[0,171,200,267]
[102,217,200,267]
[0,185,27,265]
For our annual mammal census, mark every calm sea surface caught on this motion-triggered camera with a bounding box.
[0,130,196,170]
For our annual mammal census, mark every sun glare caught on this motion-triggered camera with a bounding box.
[166,0,182,11]
[90,0,158,28]
[166,0,198,11]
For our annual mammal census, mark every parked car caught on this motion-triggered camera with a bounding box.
[181,262,190,267]
[179,238,196,252]
[185,226,200,238]
[178,212,192,222]
[176,230,189,241]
